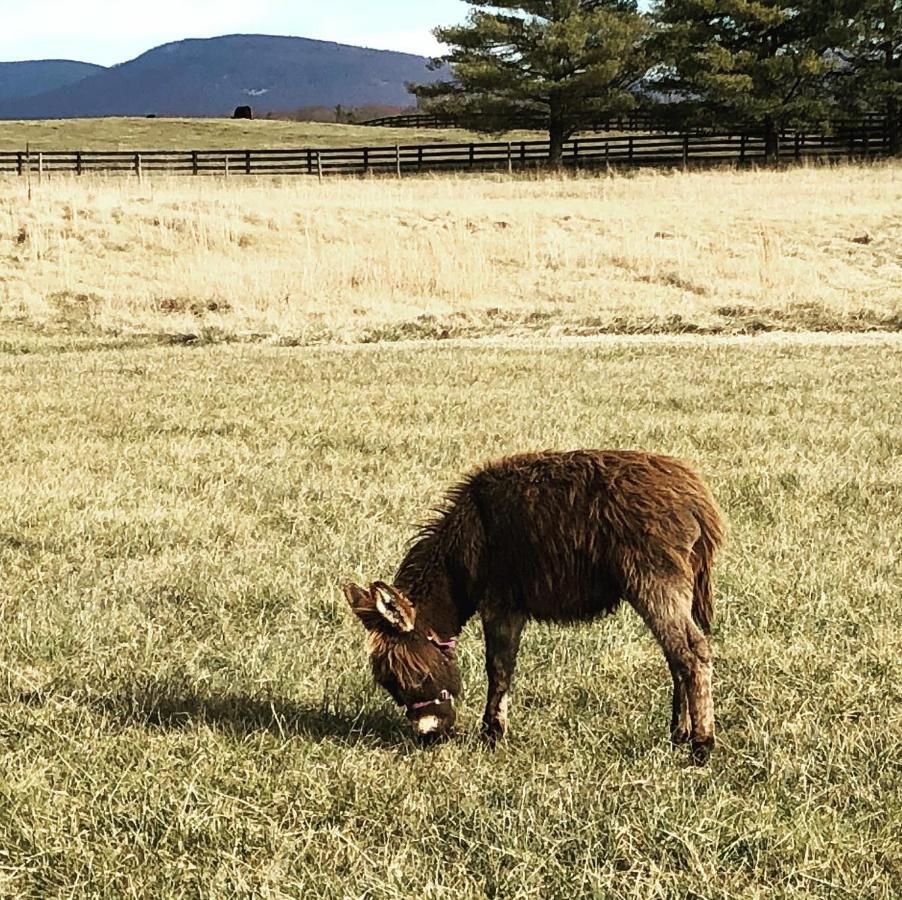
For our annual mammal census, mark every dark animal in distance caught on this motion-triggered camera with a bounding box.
[344,449,726,764]
[233,105,253,120]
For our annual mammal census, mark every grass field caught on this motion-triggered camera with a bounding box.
[0,334,899,896]
[2,162,900,345]
[2,156,900,895]
[0,117,545,152]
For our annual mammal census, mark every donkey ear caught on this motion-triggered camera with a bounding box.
[343,582,372,615]
[370,582,416,633]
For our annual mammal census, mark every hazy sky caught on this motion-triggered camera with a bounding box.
[4,0,653,66]
[2,0,465,64]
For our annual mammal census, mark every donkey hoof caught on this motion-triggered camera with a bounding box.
[671,728,691,747]
[690,736,715,766]
[480,722,505,750]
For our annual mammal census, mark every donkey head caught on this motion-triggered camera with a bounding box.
[343,581,461,740]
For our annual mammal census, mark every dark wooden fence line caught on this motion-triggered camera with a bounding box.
[361,110,895,135]
[360,111,669,132]
[0,129,892,178]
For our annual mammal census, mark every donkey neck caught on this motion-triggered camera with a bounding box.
[395,539,469,639]
[397,574,463,639]
[395,486,485,638]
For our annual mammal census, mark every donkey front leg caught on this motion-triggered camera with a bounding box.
[481,609,526,747]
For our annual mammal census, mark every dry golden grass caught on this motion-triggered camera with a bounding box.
[1,161,899,343]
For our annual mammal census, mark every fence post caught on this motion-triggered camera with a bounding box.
[76,151,82,176]
[573,138,579,170]
[363,147,369,174]
[507,141,513,175]
[192,151,198,175]
[245,150,251,175]
[682,133,689,169]
[225,156,230,177]
[628,135,634,164]
[740,133,747,164]
[418,145,423,173]
[794,133,801,161]
[38,152,43,184]
[307,148,313,176]
[520,142,526,168]
[316,151,323,183]
[863,128,870,158]
[395,144,401,178]
[134,153,142,181]
[469,143,475,170]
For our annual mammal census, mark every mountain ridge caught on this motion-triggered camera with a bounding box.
[0,60,107,105]
[0,34,441,119]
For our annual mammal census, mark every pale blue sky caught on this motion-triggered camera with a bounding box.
[3,0,465,65]
[3,0,653,66]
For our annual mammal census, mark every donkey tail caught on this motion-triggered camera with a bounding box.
[691,494,727,635]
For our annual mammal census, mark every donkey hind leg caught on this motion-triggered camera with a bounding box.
[481,608,526,748]
[668,658,692,746]
[630,578,715,764]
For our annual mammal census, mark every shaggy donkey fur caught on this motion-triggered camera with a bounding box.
[344,449,726,763]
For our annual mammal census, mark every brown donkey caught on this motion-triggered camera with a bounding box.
[344,450,726,763]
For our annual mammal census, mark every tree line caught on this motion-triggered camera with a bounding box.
[412,1,901,165]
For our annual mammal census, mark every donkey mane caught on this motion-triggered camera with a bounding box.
[395,481,485,602]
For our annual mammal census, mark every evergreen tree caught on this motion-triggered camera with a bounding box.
[411,1,649,166]
[652,1,838,160]
[831,1,901,154]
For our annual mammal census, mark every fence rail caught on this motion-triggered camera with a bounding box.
[0,128,892,179]
[361,110,894,135]
[360,111,667,132]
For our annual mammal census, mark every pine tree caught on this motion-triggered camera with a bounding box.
[411,1,649,167]
[831,1,901,154]
[652,1,838,160]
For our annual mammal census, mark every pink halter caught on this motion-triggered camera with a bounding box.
[430,635,459,652]
[409,690,453,711]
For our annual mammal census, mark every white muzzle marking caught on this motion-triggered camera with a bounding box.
[414,715,441,735]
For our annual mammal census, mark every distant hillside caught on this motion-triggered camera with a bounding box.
[0,35,444,119]
[0,60,106,105]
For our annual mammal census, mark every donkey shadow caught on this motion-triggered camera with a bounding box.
[25,681,409,750]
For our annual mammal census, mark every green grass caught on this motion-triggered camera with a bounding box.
[0,117,545,152]
[0,334,899,896]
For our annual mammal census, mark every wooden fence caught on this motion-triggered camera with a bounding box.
[360,111,665,132]
[0,128,892,179]
[361,110,893,136]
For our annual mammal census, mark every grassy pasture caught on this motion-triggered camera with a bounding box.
[2,162,900,344]
[0,334,900,897]
[0,117,545,152]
